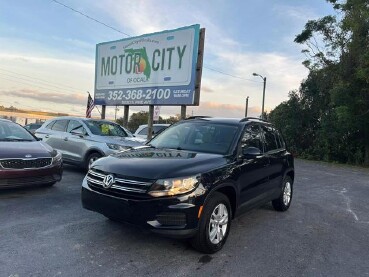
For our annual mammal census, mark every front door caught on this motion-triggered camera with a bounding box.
[236,123,270,207]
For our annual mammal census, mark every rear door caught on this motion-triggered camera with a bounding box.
[260,125,285,194]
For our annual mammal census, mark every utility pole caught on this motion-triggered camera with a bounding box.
[245,96,249,117]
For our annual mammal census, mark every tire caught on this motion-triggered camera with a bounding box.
[85,152,102,170]
[190,192,232,254]
[272,176,293,211]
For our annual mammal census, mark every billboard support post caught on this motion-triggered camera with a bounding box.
[181,105,186,120]
[147,105,154,140]
[194,28,205,106]
[101,105,106,119]
[123,105,129,128]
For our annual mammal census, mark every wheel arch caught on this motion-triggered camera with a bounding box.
[284,169,295,183]
[84,148,105,163]
[205,183,238,219]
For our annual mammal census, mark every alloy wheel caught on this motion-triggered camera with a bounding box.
[283,181,292,206]
[208,203,229,244]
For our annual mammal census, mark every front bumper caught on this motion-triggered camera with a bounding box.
[0,162,63,189]
[81,177,205,238]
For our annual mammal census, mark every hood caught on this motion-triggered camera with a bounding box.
[91,135,145,147]
[91,147,230,180]
[0,141,54,159]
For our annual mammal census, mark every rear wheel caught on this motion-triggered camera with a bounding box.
[86,152,102,170]
[272,176,293,211]
[190,192,231,254]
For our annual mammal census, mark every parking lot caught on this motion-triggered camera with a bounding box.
[1,159,369,277]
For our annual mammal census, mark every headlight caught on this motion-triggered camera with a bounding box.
[52,151,62,164]
[148,175,200,197]
[106,143,130,151]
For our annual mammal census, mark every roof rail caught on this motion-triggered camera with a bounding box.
[240,117,269,123]
[184,116,212,120]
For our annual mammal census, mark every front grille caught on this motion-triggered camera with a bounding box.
[86,169,154,199]
[0,175,56,188]
[0,158,52,169]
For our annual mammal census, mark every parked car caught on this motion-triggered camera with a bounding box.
[24,123,43,134]
[35,117,145,169]
[81,117,294,253]
[0,119,63,189]
[134,124,170,139]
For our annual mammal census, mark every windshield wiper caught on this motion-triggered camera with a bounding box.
[0,138,34,142]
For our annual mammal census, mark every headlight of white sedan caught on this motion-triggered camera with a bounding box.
[148,175,200,197]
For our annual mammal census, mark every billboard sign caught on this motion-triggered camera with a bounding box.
[94,25,200,106]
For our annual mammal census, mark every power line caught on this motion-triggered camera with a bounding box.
[51,0,131,37]
[204,65,262,83]
[50,0,259,83]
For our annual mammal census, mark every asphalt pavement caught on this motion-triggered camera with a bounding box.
[1,159,369,277]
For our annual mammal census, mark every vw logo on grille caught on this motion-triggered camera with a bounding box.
[102,174,115,189]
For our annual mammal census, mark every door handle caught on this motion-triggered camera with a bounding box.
[64,137,68,141]
[45,135,50,138]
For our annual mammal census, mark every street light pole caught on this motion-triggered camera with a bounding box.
[252,73,267,120]
[245,96,249,117]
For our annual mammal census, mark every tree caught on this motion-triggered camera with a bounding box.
[270,0,369,165]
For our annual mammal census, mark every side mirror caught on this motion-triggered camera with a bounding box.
[242,146,262,158]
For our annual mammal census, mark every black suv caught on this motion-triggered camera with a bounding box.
[81,117,294,253]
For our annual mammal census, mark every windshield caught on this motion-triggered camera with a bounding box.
[149,122,239,155]
[84,120,130,137]
[0,121,36,142]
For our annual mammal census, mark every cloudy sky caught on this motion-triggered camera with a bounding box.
[0,0,334,119]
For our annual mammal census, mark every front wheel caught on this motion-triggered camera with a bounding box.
[190,192,232,254]
[86,152,102,170]
[272,176,293,211]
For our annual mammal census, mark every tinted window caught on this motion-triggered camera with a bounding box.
[46,121,55,129]
[138,127,148,135]
[67,120,84,133]
[153,126,167,134]
[262,125,278,152]
[51,120,68,132]
[241,124,262,151]
[275,131,285,149]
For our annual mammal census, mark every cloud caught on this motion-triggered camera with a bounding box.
[0,89,86,106]
[195,101,261,117]
[93,1,307,111]
[201,86,214,93]
[0,53,93,68]
[273,4,319,23]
